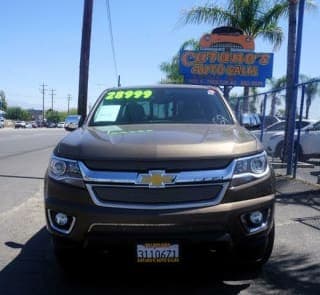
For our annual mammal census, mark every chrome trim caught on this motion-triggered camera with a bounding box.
[85,182,229,210]
[79,162,138,184]
[47,209,76,235]
[79,161,235,185]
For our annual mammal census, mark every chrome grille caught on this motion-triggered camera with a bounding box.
[92,184,223,204]
[79,161,234,210]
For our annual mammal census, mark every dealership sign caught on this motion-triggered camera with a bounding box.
[179,50,273,87]
[179,28,274,87]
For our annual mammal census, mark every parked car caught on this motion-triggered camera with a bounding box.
[25,122,33,128]
[252,120,314,151]
[259,115,281,128]
[45,85,275,270]
[57,122,65,128]
[0,117,4,128]
[240,113,261,130]
[47,122,57,128]
[14,121,26,128]
[266,120,316,160]
[297,120,320,160]
[64,115,81,131]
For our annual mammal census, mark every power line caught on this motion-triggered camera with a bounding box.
[105,0,119,85]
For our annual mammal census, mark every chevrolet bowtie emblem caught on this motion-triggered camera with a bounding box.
[137,170,176,188]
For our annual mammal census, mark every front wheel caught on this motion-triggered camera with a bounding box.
[235,225,275,269]
[278,143,307,162]
[52,236,83,272]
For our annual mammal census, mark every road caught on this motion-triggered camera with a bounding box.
[0,128,319,294]
[0,128,66,214]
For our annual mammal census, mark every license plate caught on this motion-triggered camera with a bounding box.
[136,243,179,263]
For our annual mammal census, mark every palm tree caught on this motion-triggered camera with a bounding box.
[182,0,287,112]
[283,0,316,166]
[284,0,316,117]
[299,75,320,119]
[267,76,287,116]
[160,39,199,84]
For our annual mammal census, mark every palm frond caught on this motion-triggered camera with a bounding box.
[182,5,238,27]
[259,24,284,50]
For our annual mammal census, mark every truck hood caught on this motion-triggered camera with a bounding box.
[55,124,260,161]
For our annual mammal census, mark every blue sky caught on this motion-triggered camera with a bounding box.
[1,0,319,114]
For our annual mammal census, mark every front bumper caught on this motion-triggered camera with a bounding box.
[44,176,275,250]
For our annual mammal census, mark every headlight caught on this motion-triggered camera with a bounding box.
[48,156,84,187]
[50,158,67,176]
[232,152,269,186]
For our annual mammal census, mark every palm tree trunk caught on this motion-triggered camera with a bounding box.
[284,0,298,161]
[305,95,311,119]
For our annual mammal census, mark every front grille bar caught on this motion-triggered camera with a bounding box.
[78,161,235,185]
[79,161,235,210]
[85,182,229,210]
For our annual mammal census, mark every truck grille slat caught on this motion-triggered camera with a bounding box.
[92,184,222,204]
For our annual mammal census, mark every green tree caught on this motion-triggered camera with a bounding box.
[46,109,62,123]
[0,90,8,111]
[6,107,31,121]
[299,75,320,119]
[182,0,287,112]
[160,39,199,84]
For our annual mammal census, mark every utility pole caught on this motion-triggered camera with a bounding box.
[50,89,56,111]
[40,83,47,124]
[78,0,93,123]
[67,94,72,114]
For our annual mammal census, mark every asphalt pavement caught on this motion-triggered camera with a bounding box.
[0,128,66,213]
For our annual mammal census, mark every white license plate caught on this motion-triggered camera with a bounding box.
[136,243,179,263]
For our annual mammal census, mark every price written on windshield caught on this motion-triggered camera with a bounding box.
[105,89,153,100]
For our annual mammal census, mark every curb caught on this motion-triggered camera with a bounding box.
[275,175,320,198]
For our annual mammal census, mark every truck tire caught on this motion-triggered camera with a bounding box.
[235,224,275,269]
[52,236,82,272]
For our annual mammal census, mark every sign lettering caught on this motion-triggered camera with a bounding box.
[179,50,273,87]
[105,89,153,100]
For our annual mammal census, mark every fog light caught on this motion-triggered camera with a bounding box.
[249,211,263,225]
[55,213,68,226]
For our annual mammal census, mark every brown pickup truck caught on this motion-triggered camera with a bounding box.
[45,85,275,268]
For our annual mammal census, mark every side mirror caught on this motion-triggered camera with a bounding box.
[64,115,82,132]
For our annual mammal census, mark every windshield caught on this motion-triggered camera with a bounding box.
[89,87,234,126]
